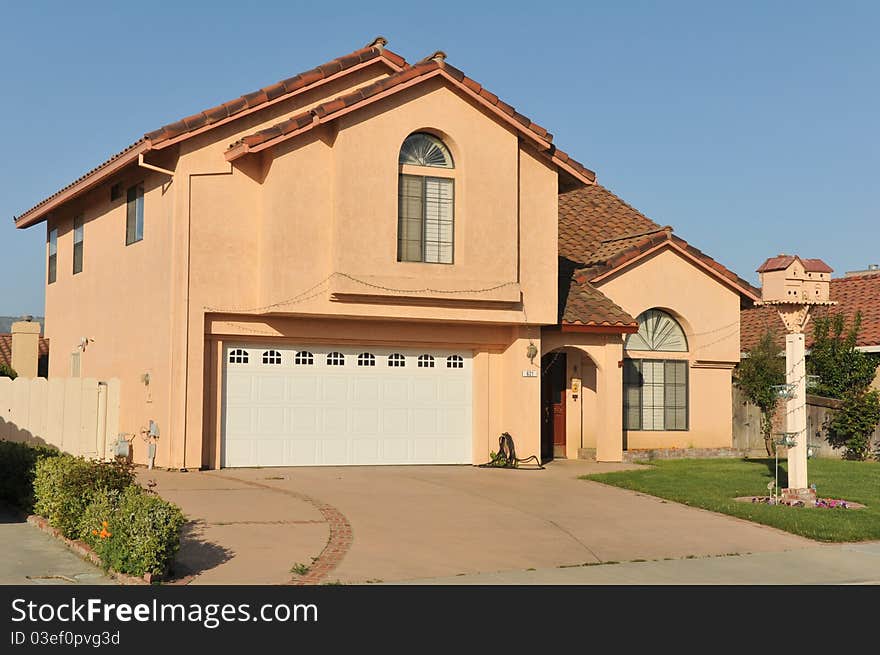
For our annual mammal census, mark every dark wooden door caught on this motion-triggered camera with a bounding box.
[541,353,567,461]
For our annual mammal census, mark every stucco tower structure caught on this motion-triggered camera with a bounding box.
[756,255,836,496]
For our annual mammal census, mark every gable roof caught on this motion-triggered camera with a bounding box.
[225,52,595,186]
[558,184,760,302]
[756,255,833,274]
[0,334,50,372]
[13,38,407,229]
[741,272,880,352]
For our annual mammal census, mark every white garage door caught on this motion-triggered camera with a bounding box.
[222,345,472,467]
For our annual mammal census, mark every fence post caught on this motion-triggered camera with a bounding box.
[96,382,108,461]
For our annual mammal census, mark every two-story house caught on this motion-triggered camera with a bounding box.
[14,38,759,470]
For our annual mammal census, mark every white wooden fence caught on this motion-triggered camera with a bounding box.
[0,377,120,460]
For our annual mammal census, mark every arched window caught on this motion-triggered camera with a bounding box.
[625,309,688,352]
[357,353,376,367]
[326,352,345,366]
[387,353,406,367]
[623,309,688,432]
[417,354,435,368]
[262,350,282,365]
[228,349,248,364]
[294,351,314,365]
[446,355,464,369]
[398,132,454,264]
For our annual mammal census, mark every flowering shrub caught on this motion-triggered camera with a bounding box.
[79,485,185,577]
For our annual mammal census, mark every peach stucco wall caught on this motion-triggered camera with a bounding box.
[596,247,741,450]
[44,167,174,464]
[40,63,561,468]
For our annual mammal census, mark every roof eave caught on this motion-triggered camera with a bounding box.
[14,141,151,229]
[152,54,404,152]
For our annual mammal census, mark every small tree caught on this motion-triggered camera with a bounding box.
[735,330,785,456]
[0,363,16,379]
[808,312,878,398]
[826,389,880,460]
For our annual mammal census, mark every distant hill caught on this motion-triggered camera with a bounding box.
[0,316,44,333]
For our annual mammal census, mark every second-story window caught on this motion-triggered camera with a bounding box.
[48,228,57,284]
[126,183,144,245]
[398,132,454,264]
[73,215,84,274]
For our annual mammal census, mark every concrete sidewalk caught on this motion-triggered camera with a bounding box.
[0,510,113,585]
[390,541,880,585]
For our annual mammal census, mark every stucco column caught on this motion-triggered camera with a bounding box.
[785,332,808,490]
[11,320,41,378]
[597,337,623,462]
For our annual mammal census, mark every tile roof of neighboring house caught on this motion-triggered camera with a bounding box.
[740,272,880,352]
[756,255,833,273]
[558,277,637,328]
[13,38,407,228]
[0,334,50,371]
[225,52,595,185]
[557,184,760,301]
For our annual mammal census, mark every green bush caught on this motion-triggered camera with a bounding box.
[0,440,60,511]
[827,390,880,461]
[0,363,16,379]
[80,485,185,577]
[33,455,135,538]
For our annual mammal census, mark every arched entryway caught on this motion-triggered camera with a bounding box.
[540,351,567,461]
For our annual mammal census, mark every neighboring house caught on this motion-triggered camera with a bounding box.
[0,330,50,378]
[741,257,880,389]
[13,38,756,469]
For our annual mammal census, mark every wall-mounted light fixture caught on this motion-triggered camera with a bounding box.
[526,341,538,365]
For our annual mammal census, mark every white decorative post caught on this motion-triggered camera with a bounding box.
[755,255,836,501]
[785,332,808,490]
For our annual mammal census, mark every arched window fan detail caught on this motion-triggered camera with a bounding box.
[625,309,688,352]
[398,132,454,168]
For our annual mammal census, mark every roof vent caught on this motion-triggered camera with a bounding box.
[368,36,387,50]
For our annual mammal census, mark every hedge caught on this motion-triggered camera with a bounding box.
[79,485,185,576]
[34,455,135,538]
[0,440,61,511]
[5,447,188,578]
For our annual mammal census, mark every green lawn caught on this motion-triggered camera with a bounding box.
[582,458,880,542]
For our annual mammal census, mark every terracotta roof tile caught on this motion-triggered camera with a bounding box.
[741,272,880,351]
[559,277,637,327]
[144,42,405,146]
[558,184,759,300]
[757,255,833,274]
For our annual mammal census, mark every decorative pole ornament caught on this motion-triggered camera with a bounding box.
[526,341,538,365]
[755,255,836,500]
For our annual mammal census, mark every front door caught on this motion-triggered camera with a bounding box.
[541,352,567,461]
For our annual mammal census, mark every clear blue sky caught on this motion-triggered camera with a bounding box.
[1,1,877,315]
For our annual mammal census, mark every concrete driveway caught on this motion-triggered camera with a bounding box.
[143,460,813,584]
